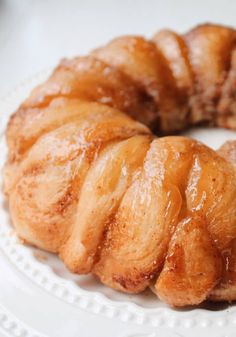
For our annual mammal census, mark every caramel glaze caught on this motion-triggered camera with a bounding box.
[3,23,236,307]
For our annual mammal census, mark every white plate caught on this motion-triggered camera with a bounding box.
[0,71,235,337]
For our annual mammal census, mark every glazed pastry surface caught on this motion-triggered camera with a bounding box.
[4,24,236,307]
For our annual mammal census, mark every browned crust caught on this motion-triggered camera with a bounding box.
[3,23,236,307]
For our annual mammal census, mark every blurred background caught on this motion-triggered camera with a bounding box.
[0,0,235,97]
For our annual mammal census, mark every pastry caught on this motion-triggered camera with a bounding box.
[3,23,236,307]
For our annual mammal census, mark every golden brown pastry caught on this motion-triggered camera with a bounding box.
[3,23,236,307]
